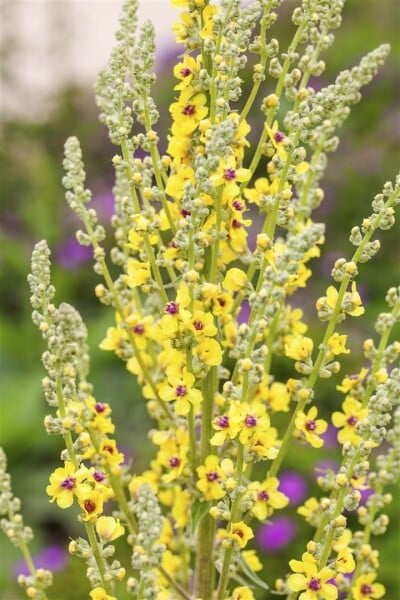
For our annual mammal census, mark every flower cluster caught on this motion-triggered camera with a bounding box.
[1,1,399,599]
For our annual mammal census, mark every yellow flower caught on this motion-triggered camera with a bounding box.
[99,438,124,467]
[78,489,105,522]
[352,573,385,600]
[196,455,226,500]
[247,477,289,520]
[193,337,222,366]
[187,310,217,337]
[210,406,242,446]
[242,550,262,572]
[169,89,208,134]
[297,497,322,526]
[232,586,255,600]
[126,258,151,287]
[265,120,288,161]
[337,368,369,393]
[332,397,368,445]
[326,332,350,357]
[295,406,327,448]
[99,326,127,354]
[173,54,198,90]
[89,588,116,600]
[210,155,251,192]
[200,4,220,38]
[223,268,249,292]
[244,177,270,206]
[171,11,194,44]
[228,521,254,549]
[46,461,90,509]
[285,334,314,362]
[335,549,355,574]
[257,380,290,413]
[96,516,125,542]
[159,371,203,415]
[154,428,189,483]
[288,552,337,600]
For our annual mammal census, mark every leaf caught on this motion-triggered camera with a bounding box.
[237,552,270,592]
[190,499,212,533]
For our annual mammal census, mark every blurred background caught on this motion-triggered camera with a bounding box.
[0,1,399,598]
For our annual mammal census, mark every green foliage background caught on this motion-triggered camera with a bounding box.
[0,0,399,598]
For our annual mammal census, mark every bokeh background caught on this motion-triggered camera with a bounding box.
[0,1,399,598]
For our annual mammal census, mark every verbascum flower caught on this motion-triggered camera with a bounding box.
[46,462,90,509]
[95,516,125,542]
[287,552,337,599]
[227,522,254,549]
[352,574,385,600]
[295,407,327,448]
[89,588,116,600]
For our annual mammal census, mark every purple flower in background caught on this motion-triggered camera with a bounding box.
[314,459,340,480]
[56,237,92,269]
[321,424,339,449]
[92,190,115,222]
[14,545,68,576]
[279,471,308,505]
[238,300,250,325]
[256,516,297,552]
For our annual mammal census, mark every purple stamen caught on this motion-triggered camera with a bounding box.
[175,385,187,397]
[206,471,219,482]
[133,323,145,335]
[305,420,317,432]
[274,131,284,143]
[180,68,192,77]
[182,104,196,116]
[307,578,321,591]
[61,476,75,491]
[245,414,257,428]
[216,415,229,428]
[223,168,237,181]
[165,301,179,315]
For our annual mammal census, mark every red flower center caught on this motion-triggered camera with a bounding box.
[346,415,358,426]
[232,528,244,538]
[274,131,284,143]
[232,200,244,211]
[169,456,181,468]
[84,499,97,514]
[257,490,270,501]
[360,584,373,596]
[206,471,219,482]
[182,104,196,116]
[133,323,145,335]
[305,419,317,431]
[180,68,192,77]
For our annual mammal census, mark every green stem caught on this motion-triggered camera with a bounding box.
[216,444,245,600]
[85,520,113,594]
[194,367,218,599]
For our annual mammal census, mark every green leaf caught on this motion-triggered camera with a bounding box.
[237,552,270,592]
[190,499,212,532]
